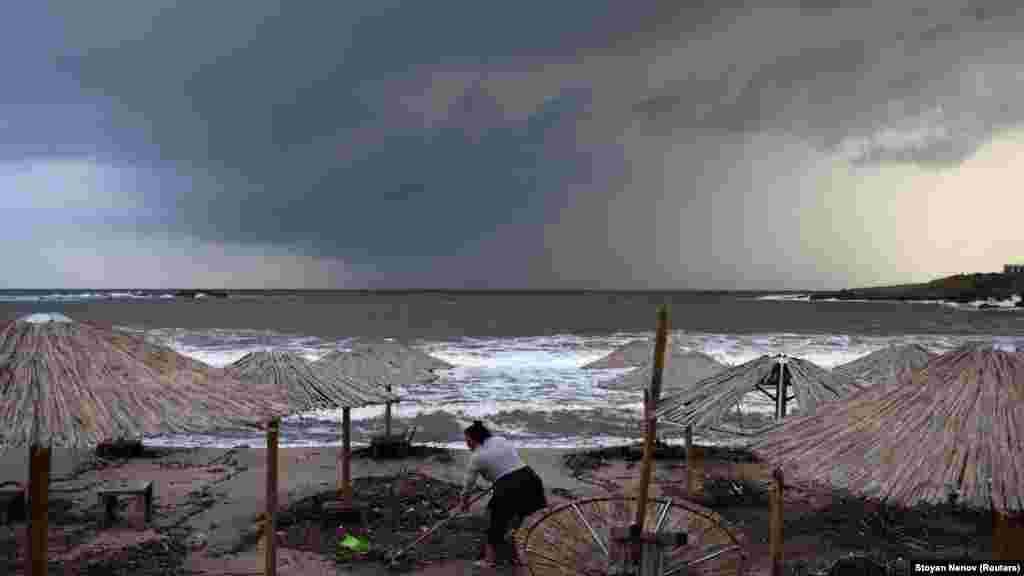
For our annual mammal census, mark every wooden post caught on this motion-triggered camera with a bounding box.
[265,419,279,576]
[992,510,1024,561]
[649,306,669,405]
[775,357,787,421]
[769,468,784,576]
[384,384,392,439]
[685,425,698,496]
[341,408,352,500]
[993,510,1005,560]
[634,305,669,531]
[28,444,50,576]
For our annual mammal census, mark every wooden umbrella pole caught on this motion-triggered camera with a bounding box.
[633,305,669,531]
[265,419,279,576]
[769,468,784,576]
[28,444,51,576]
[384,382,392,439]
[341,407,352,500]
[685,425,697,496]
[775,357,786,420]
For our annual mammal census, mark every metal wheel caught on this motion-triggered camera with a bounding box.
[516,496,745,576]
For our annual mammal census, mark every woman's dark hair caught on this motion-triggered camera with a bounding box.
[463,420,492,443]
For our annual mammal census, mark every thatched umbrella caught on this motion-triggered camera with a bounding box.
[832,344,934,387]
[225,351,397,497]
[752,345,1024,561]
[656,354,861,436]
[519,308,747,575]
[318,347,434,438]
[349,339,452,375]
[0,313,291,576]
[600,350,726,392]
[582,339,656,369]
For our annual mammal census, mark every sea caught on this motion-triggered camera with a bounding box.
[2,289,1022,450]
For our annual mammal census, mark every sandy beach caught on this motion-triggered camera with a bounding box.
[0,441,999,575]
[0,444,603,575]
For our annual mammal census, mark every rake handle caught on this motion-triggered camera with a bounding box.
[388,487,494,562]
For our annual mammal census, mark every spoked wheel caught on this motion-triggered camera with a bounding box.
[516,496,745,576]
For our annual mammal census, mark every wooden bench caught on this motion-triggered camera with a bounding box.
[97,480,153,528]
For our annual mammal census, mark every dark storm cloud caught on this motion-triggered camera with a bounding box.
[616,2,1024,165]
[29,2,642,267]
[5,1,1024,288]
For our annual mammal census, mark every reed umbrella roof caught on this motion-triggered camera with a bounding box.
[349,339,453,374]
[752,345,1024,515]
[0,314,291,449]
[582,339,654,369]
[317,348,429,391]
[832,344,934,388]
[224,351,398,410]
[655,354,861,433]
[601,350,726,392]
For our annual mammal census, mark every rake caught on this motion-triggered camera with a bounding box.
[386,486,493,567]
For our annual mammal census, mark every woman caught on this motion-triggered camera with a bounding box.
[460,420,547,568]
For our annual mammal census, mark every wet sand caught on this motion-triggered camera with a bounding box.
[0,442,1001,575]
[0,445,593,575]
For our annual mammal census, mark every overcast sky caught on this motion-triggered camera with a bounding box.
[3,2,1023,290]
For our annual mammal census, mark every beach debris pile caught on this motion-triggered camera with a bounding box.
[270,474,488,572]
[351,443,454,462]
[563,441,757,476]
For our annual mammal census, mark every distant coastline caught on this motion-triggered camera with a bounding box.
[772,271,1024,309]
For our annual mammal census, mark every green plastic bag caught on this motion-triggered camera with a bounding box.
[339,534,369,553]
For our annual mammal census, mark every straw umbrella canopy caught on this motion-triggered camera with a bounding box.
[0,313,291,576]
[656,354,861,436]
[349,339,452,378]
[224,351,398,496]
[751,345,1024,558]
[582,339,655,369]
[600,349,726,392]
[832,344,934,388]
[317,347,430,438]
[226,350,398,409]
[318,348,430,389]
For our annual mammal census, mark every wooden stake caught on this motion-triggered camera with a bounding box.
[384,385,392,439]
[685,425,697,496]
[649,306,670,405]
[28,444,50,576]
[634,305,669,531]
[341,407,352,500]
[265,419,279,576]
[775,357,786,421]
[992,510,1024,560]
[769,468,784,576]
